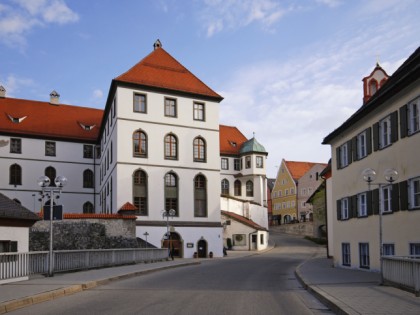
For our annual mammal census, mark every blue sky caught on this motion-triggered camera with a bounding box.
[1,0,419,178]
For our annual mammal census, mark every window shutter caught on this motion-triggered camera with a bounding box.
[400,105,408,138]
[366,127,372,155]
[367,190,373,216]
[352,136,358,161]
[336,147,341,169]
[351,195,358,218]
[11,241,18,252]
[372,188,379,215]
[347,140,353,164]
[391,110,399,143]
[399,180,408,211]
[336,200,342,220]
[373,122,379,151]
[392,183,400,212]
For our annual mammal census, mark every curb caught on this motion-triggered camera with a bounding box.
[295,259,357,315]
[0,261,200,314]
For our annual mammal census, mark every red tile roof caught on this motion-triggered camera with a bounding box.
[219,125,248,155]
[115,47,223,101]
[285,161,323,180]
[37,213,137,220]
[222,210,267,231]
[119,202,138,211]
[0,97,103,142]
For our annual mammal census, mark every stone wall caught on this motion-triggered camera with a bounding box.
[30,218,138,251]
[273,221,315,237]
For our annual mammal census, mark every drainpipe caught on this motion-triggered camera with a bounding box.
[321,174,330,258]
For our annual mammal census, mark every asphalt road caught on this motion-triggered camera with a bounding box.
[11,233,333,315]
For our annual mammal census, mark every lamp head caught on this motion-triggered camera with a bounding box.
[54,175,68,188]
[384,169,399,183]
[37,176,51,187]
[362,168,377,183]
[169,209,176,216]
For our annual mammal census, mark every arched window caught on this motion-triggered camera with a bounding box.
[83,202,94,214]
[83,169,94,188]
[45,166,56,187]
[164,134,178,159]
[246,180,254,197]
[164,172,178,215]
[9,164,22,186]
[193,137,206,162]
[133,170,148,215]
[221,179,229,195]
[369,79,378,96]
[234,180,241,196]
[133,130,147,157]
[194,175,207,217]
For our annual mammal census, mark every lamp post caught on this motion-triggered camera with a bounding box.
[37,175,68,277]
[32,193,36,212]
[362,168,398,284]
[162,209,176,259]
[143,231,149,249]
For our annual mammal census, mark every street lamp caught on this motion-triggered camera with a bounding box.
[362,168,399,284]
[143,231,149,249]
[162,209,176,259]
[37,175,67,277]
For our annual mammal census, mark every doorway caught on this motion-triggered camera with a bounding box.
[162,232,183,258]
[197,239,207,258]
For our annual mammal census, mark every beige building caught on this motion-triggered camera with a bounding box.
[323,47,420,271]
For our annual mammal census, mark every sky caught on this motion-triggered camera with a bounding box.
[1,0,419,178]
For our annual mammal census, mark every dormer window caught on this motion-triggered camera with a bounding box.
[7,114,27,124]
[229,141,237,147]
[78,122,96,131]
[369,79,378,96]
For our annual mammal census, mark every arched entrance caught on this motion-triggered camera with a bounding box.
[197,239,207,258]
[162,232,183,258]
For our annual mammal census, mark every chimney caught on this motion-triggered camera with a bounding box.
[50,90,60,105]
[0,85,5,98]
[153,39,162,50]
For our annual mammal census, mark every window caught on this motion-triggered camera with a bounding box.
[290,188,295,194]
[165,98,177,117]
[193,137,206,162]
[357,192,367,217]
[359,243,370,269]
[369,80,377,95]
[302,188,307,196]
[221,158,228,170]
[83,169,94,188]
[409,176,420,209]
[256,156,263,168]
[383,244,395,256]
[233,234,246,246]
[83,202,94,214]
[408,97,419,135]
[164,134,177,159]
[193,102,205,121]
[221,179,229,195]
[338,197,349,220]
[357,131,367,159]
[379,116,391,148]
[380,185,392,213]
[246,180,254,197]
[83,145,93,159]
[342,243,351,266]
[410,243,420,256]
[338,142,349,168]
[134,93,147,113]
[45,141,56,156]
[245,156,251,169]
[194,175,207,217]
[234,180,241,196]
[10,138,21,154]
[9,164,22,185]
[45,166,56,187]
[164,172,178,216]
[133,170,148,215]
[234,159,240,171]
[285,189,289,196]
[133,130,147,157]
[0,240,18,262]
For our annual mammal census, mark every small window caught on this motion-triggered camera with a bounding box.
[133,130,147,158]
[234,180,241,196]
[233,234,246,246]
[45,166,56,187]
[341,198,349,219]
[256,156,263,168]
[83,202,94,214]
[380,185,392,213]
[383,244,395,256]
[221,158,228,170]
[164,134,178,160]
[359,243,370,269]
[193,137,206,162]
[0,240,18,253]
[409,176,420,209]
[221,179,229,195]
[83,169,94,188]
[379,116,391,148]
[246,180,254,197]
[45,141,56,156]
[83,145,94,159]
[193,102,205,121]
[10,138,21,154]
[408,97,419,135]
[358,192,367,217]
[234,159,240,171]
[165,98,177,117]
[357,131,367,159]
[410,243,420,256]
[342,243,351,266]
[339,142,349,168]
[134,93,147,113]
[245,156,251,169]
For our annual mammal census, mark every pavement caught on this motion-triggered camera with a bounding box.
[2,246,420,315]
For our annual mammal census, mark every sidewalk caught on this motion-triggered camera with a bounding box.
[296,257,420,315]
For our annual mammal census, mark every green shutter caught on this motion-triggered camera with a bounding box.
[400,105,408,138]
[372,188,380,215]
[366,127,372,155]
[336,147,341,169]
[392,183,400,212]
[391,110,399,143]
[399,180,408,211]
[373,122,379,151]
[347,140,353,164]
[352,137,358,161]
[336,200,342,220]
[367,190,373,216]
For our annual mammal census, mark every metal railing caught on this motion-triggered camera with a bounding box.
[0,248,168,281]
[383,256,420,296]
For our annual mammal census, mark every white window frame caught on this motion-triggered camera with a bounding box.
[409,176,420,209]
[379,115,391,148]
[221,158,228,170]
[410,243,420,256]
[340,142,349,167]
[380,185,392,213]
[408,97,420,135]
[357,131,367,159]
[342,243,351,266]
[358,192,367,217]
[359,243,370,269]
[383,243,395,256]
[341,198,349,219]
[256,156,263,168]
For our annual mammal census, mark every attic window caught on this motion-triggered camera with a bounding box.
[7,114,27,124]
[78,122,96,131]
[229,141,237,147]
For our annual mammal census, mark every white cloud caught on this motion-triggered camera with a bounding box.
[92,89,103,100]
[315,0,341,8]
[0,0,79,49]
[200,0,286,37]
[0,74,35,97]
